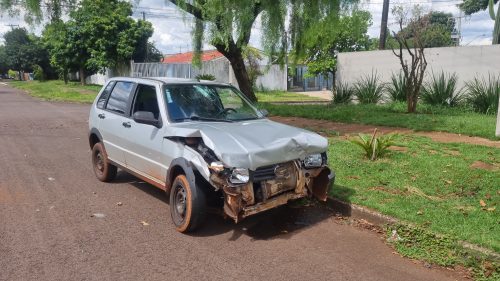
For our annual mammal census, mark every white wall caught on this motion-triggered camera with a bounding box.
[337,45,500,89]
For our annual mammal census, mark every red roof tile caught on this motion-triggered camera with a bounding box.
[161,50,224,64]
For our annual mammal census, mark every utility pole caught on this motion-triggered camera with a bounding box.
[142,12,148,62]
[379,0,390,50]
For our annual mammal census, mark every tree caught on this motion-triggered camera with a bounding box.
[41,0,154,84]
[0,0,78,23]
[396,11,456,48]
[167,0,356,102]
[132,42,164,63]
[300,10,372,77]
[391,5,428,113]
[3,28,52,80]
[460,0,500,44]
[0,45,9,75]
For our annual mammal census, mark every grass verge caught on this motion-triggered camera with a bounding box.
[328,135,499,251]
[8,80,325,104]
[328,135,499,279]
[263,102,499,140]
[9,80,100,103]
[256,90,325,102]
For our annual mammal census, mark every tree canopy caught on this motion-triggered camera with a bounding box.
[2,28,54,79]
[299,10,372,76]
[41,0,154,84]
[168,0,357,101]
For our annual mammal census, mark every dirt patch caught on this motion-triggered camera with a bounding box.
[388,146,408,152]
[469,161,499,171]
[271,116,500,148]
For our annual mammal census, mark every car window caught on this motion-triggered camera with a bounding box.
[96,81,115,109]
[106,81,134,115]
[165,84,261,122]
[132,84,160,119]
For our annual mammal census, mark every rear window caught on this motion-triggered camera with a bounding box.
[105,81,134,115]
[96,82,115,109]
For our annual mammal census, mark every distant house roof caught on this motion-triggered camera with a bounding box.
[161,50,224,64]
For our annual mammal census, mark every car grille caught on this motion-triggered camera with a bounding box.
[252,161,297,182]
[252,164,279,182]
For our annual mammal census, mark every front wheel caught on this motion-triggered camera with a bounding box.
[91,142,117,182]
[169,174,206,233]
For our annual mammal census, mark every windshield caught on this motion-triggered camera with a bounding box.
[164,84,263,122]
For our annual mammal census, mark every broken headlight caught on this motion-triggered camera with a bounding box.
[229,168,250,184]
[303,153,324,168]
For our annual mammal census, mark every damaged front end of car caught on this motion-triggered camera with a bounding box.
[206,152,334,223]
[165,121,334,223]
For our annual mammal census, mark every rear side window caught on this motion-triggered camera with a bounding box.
[106,81,134,115]
[96,82,115,109]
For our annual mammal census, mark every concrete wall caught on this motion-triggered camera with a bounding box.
[255,65,287,91]
[337,45,500,89]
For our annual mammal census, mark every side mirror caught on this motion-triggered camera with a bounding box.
[260,109,269,117]
[133,111,162,128]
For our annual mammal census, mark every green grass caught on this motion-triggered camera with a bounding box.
[262,102,499,140]
[9,80,101,103]
[328,135,500,252]
[256,90,325,102]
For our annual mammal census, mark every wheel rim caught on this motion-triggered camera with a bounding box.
[94,150,105,175]
[173,184,187,222]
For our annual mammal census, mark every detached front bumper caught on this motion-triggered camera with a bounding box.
[210,161,334,222]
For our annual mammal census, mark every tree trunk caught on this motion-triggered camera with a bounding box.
[63,68,68,85]
[215,44,257,102]
[229,56,257,102]
[79,67,86,85]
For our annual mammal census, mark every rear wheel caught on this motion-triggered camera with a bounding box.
[170,174,206,233]
[91,142,117,182]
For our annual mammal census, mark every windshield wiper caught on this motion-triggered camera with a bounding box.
[174,115,234,123]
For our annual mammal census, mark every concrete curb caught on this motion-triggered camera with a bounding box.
[325,197,500,261]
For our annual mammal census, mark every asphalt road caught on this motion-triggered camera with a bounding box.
[0,84,465,281]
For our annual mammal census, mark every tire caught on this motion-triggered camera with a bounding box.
[169,174,206,233]
[91,142,117,182]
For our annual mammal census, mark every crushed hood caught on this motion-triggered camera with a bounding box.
[164,119,328,170]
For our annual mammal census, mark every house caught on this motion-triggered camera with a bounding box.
[162,50,225,64]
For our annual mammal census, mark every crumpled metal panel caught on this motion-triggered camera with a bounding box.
[164,119,328,170]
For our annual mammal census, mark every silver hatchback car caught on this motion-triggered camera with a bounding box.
[88,77,334,233]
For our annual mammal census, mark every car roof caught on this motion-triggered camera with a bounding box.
[107,76,231,87]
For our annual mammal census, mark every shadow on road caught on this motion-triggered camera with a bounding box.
[111,171,358,241]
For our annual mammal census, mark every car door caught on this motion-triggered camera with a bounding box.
[122,83,167,184]
[98,80,136,166]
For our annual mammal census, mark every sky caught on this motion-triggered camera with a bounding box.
[0,0,497,54]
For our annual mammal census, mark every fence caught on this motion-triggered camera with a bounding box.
[130,58,287,91]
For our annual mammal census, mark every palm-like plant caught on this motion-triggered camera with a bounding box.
[464,74,500,114]
[421,71,463,107]
[332,82,354,104]
[354,72,385,104]
[351,129,396,161]
[387,72,407,103]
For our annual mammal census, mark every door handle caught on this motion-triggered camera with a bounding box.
[122,122,131,128]
[98,113,105,119]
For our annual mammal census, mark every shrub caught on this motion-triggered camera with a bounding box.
[196,73,216,81]
[350,129,396,161]
[387,72,407,102]
[33,65,45,82]
[464,74,500,114]
[332,82,353,104]
[354,72,384,104]
[8,69,17,79]
[421,71,463,107]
